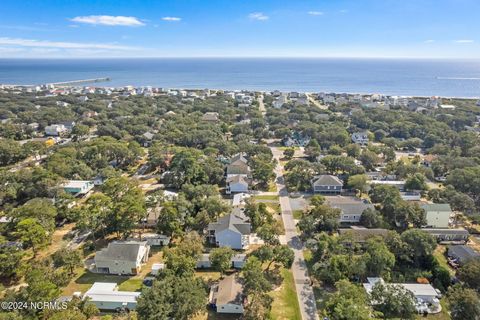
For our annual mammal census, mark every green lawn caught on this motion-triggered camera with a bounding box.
[270,268,302,320]
[433,246,455,276]
[62,269,143,295]
[293,210,303,220]
[253,195,280,201]
[277,146,299,151]
[118,278,144,291]
[268,182,278,192]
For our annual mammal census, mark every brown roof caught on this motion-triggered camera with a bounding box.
[212,274,244,306]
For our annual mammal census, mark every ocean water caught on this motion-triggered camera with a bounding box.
[0,58,480,97]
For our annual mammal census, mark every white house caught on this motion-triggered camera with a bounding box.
[45,124,67,136]
[363,277,441,314]
[210,274,245,314]
[226,175,249,194]
[208,208,251,250]
[84,282,140,311]
[62,180,94,196]
[94,241,150,275]
[421,203,452,228]
[78,96,89,103]
[196,253,247,269]
[232,193,251,207]
[439,104,456,110]
[352,131,369,145]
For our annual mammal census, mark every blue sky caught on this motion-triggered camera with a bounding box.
[0,0,479,58]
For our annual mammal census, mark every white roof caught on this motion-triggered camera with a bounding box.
[151,263,165,271]
[84,282,140,304]
[63,180,92,188]
[364,278,438,298]
[232,193,251,207]
[370,180,405,185]
[401,283,438,297]
[440,104,456,109]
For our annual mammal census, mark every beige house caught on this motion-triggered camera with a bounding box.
[94,241,150,275]
[226,153,251,178]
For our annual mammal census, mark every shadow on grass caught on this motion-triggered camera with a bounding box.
[74,271,131,287]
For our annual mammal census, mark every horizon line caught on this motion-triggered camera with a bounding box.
[1,56,480,60]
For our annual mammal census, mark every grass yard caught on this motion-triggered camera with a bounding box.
[253,195,280,201]
[268,181,277,192]
[270,268,302,320]
[433,245,455,276]
[62,269,135,295]
[194,270,222,283]
[117,278,144,291]
[35,223,76,260]
[62,247,164,295]
[292,210,303,220]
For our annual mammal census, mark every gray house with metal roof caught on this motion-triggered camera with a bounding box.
[94,241,150,275]
[208,208,251,250]
[84,282,140,311]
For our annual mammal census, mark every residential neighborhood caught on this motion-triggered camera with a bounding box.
[0,83,480,320]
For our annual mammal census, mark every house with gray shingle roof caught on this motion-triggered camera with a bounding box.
[94,241,150,275]
[337,203,374,223]
[447,245,480,266]
[311,175,343,194]
[207,208,251,250]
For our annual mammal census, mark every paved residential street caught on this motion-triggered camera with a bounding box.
[270,145,319,320]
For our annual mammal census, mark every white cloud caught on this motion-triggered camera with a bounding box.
[0,37,138,50]
[454,39,474,43]
[161,17,181,22]
[308,11,324,16]
[424,40,435,43]
[249,12,269,21]
[70,15,145,26]
[339,10,348,13]
[0,46,25,53]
